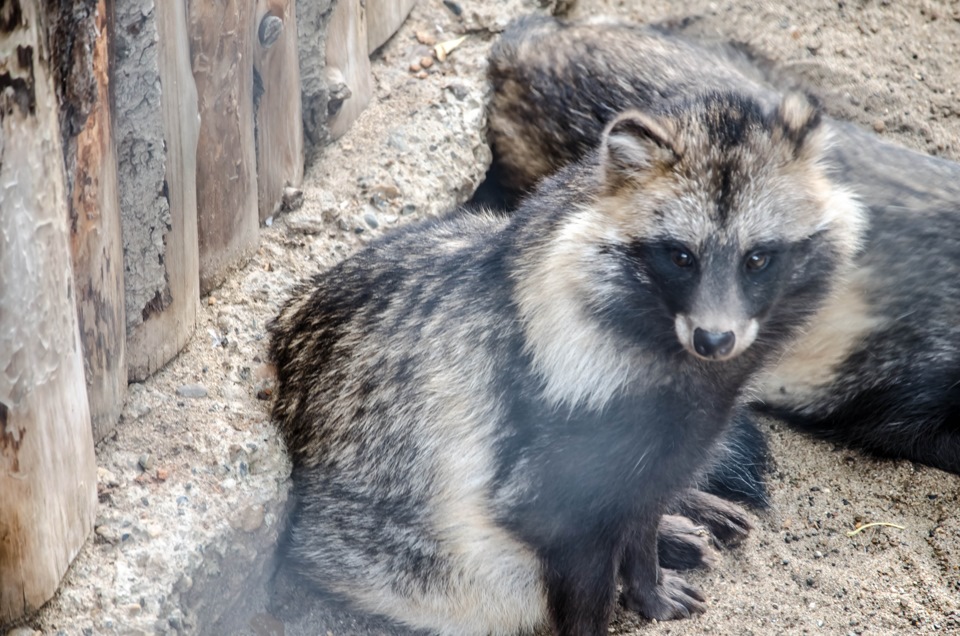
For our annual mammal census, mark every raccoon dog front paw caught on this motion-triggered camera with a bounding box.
[657,514,719,571]
[621,569,706,621]
[671,488,754,546]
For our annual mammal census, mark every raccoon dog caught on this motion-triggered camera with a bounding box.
[269,88,864,635]
[484,15,960,482]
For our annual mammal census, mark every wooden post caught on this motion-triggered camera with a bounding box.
[115,0,201,382]
[188,0,260,294]
[0,0,98,622]
[325,0,373,141]
[296,0,373,157]
[297,0,335,153]
[254,0,305,223]
[297,0,416,160]
[366,0,417,54]
[48,0,127,442]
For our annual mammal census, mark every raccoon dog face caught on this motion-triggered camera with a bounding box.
[592,91,864,362]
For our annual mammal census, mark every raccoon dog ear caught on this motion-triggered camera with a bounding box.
[774,92,827,160]
[601,110,681,185]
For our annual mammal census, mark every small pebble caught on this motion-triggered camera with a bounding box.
[420,56,434,69]
[388,131,408,152]
[95,524,121,544]
[446,83,469,101]
[229,444,247,464]
[98,467,120,488]
[415,30,436,46]
[370,184,401,202]
[364,210,380,229]
[233,504,266,533]
[409,61,422,73]
[287,217,326,235]
[401,203,417,216]
[873,119,886,133]
[416,71,428,80]
[176,384,209,399]
[122,603,142,617]
[442,0,462,16]
[156,468,169,481]
[138,453,154,471]
[317,189,338,215]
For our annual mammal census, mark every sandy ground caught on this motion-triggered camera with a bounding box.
[12,0,960,635]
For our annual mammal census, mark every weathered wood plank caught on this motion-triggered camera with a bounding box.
[0,0,98,622]
[298,0,414,160]
[296,0,334,155]
[116,0,201,382]
[188,0,260,293]
[367,0,417,54]
[326,0,374,141]
[254,0,305,222]
[48,0,127,442]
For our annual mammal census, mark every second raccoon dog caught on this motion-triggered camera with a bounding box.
[270,91,864,635]
[484,15,960,479]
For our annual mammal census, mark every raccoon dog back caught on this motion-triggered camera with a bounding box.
[486,15,777,206]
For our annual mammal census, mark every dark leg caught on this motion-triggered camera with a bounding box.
[620,514,706,621]
[462,149,524,213]
[700,408,771,507]
[541,533,621,636]
[657,514,719,571]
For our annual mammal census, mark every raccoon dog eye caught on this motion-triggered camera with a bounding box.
[670,248,695,268]
[745,251,771,272]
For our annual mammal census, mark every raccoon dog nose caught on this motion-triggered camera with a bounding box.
[693,329,736,359]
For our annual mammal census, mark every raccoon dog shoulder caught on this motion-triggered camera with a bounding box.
[269,89,864,635]
[485,15,960,477]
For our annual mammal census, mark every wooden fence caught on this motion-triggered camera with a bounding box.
[0,0,414,624]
